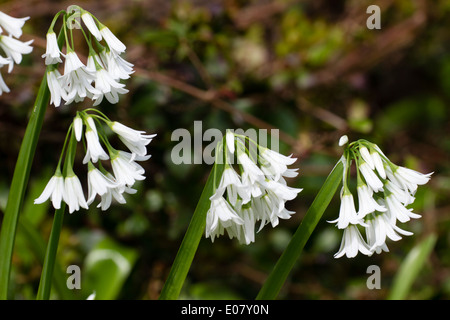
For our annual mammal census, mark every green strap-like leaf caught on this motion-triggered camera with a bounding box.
[256,160,343,300]
[159,162,224,300]
[388,233,437,300]
[0,72,51,300]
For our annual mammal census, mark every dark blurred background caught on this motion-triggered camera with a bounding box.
[0,0,449,300]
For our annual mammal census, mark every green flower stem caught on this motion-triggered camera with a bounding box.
[256,160,344,300]
[0,29,65,300]
[36,132,77,300]
[35,205,66,300]
[159,162,225,300]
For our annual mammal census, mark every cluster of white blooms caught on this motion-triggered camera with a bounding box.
[330,137,432,258]
[206,131,302,244]
[34,110,156,213]
[43,6,133,107]
[0,11,33,95]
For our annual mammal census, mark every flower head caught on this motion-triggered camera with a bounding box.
[205,131,302,244]
[330,138,432,258]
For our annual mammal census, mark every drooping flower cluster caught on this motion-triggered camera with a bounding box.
[330,136,432,258]
[42,6,133,107]
[0,11,33,95]
[206,131,302,244]
[34,109,156,213]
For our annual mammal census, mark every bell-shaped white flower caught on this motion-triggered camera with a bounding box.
[388,165,433,194]
[100,49,134,80]
[73,113,83,141]
[47,69,67,107]
[42,32,63,65]
[59,51,101,105]
[0,12,29,38]
[34,173,65,210]
[81,12,102,41]
[384,194,421,224]
[110,150,148,187]
[358,160,384,192]
[210,166,250,205]
[82,126,109,164]
[92,68,129,105]
[64,174,89,214]
[0,35,33,72]
[366,211,412,253]
[86,164,120,205]
[99,25,126,55]
[205,197,244,242]
[334,225,372,258]
[95,172,137,211]
[356,183,386,218]
[110,121,156,159]
[328,189,362,230]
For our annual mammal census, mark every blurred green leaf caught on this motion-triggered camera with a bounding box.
[82,236,138,300]
[388,234,437,300]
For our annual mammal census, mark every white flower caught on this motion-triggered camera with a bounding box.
[237,152,264,184]
[384,194,421,224]
[0,35,33,72]
[334,225,372,258]
[328,190,362,230]
[95,173,137,211]
[34,174,65,210]
[100,49,134,80]
[99,26,126,55]
[82,126,109,164]
[365,212,413,253]
[64,174,88,213]
[237,205,256,244]
[205,197,244,242]
[210,167,250,205]
[359,146,374,169]
[226,131,235,154]
[86,166,120,205]
[388,166,433,194]
[365,217,389,255]
[0,12,29,38]
[385,180,415,206]
[59,51,101,104]
[370,150,386,179]
[261,179,302,203]
[81,12,102,41]
[42,32,63,65]
[356,183,386,218]
[111,151,148,187]
[73,114,83,141]
[47,69,67,107]
[110,121,156,159]
[259,148,297,181]
[92,68,129,105]
[358,160,384,192]
[339,135,349,146]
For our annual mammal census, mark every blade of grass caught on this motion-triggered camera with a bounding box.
[256,160,343,300]
[0,29,65,299]
[159,162,224,300]
[0,72,51,299]
[387,233,437,300]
